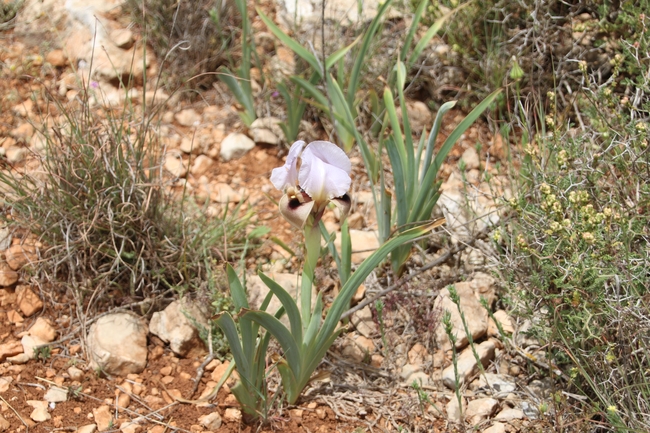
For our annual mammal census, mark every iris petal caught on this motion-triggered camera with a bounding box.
[270,140,305,191]
[279,194,315,228]
[332,193,352,221]
[305,141,351,174]
[299,142,351,203]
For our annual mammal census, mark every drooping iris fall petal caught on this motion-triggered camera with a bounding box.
[331,194,352,221]
[279,193,315,229]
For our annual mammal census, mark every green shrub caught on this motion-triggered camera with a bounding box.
[459,1,650,428]
[426,0,649,114]
[499,42,650,432]
[0,83,251,314]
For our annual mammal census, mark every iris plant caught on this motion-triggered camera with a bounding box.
[270,140,352,335]
[217,140,439,414]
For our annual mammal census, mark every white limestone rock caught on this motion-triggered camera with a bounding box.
[44,386,68,403]
[190,155,214,177]
[164,153,188,178]
[465,397,499,425]
[434,282,489,350]
[68,366,84,380]
[482,422,506,433]
[446,397,465,423]
[0,261,19,287]
[487,310,515,337]
[350,305,376,338]
[0,412,10,431]
[250,117,282,145]
[199,412,222,430]
[460,147,480,170]
[476,373,516,397]
[211,183,242,203]
[110,28,134,50]
[223,408,242,422]
[149,299,209,358]
[175,109,201,127]
[5,146,28,164]
[27,400,50,422]
[28,317,57,342]
[21,335,47,360]
[92,405,113,432]
[402,100,432,133]
[494,407,524,421]
[437,171,502,237]
[220,133,255,161]
[0,227,11,250]
[86,313,148,375]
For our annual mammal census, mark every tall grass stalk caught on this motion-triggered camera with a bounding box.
[448,286,489,386]
[442,310,463,421]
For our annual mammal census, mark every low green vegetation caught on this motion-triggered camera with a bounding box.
[0,83,252,315]
[473,0,650,429]
[500,91,649,429]
[215,0,257,126]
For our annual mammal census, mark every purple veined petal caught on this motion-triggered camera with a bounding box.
[270,140,306,191]
[299,143,351,203]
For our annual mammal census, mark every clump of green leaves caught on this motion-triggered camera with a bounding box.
[34,345,52,362]
[378,65,501,274]
[213,265,281,422]
[216,0,257,126]
[258,0,462,148]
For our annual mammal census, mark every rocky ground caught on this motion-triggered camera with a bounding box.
[0,0,564,432]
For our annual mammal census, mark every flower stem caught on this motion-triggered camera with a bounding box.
[301,220,320,333]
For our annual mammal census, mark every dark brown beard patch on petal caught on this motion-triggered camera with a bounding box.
[288,197,302,210]
[331,193,352,222]
[338,193,351,204]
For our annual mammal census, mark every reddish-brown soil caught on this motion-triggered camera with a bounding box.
[0,332,366,432]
